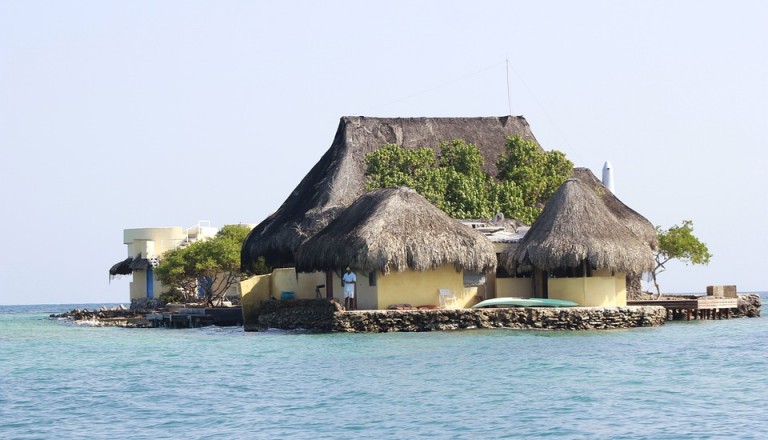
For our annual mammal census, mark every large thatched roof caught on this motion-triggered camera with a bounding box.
[242,115,539,269]
[571,167,658,249]
[295,187,497,274]
[502,178,655,275]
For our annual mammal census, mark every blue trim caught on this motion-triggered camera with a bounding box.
[146,267,154,299]
[198,276,213,298]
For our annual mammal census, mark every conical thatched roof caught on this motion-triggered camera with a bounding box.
[571,167,658,249]
[502,178,655,275]
[243,115,539,269]
[295,187,497,274]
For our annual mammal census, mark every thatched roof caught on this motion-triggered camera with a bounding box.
[242,115,539,269]
[295,187,497,274]
[109,254,149,277]
[502,178,655,275]
[109,257,133,276]
[571,167,658,249]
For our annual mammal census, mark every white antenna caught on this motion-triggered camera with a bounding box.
[506,58,513,115]
[602,161,615,194]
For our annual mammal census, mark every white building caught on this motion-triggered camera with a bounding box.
[109,221,219,301]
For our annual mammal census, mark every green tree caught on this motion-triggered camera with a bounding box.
[364,137,572,224]
[364,144,435,190]
[155,224,259,306]
[496,135,573,222]
[366,140,511,219]
[435,140,496,218]
[651,220,713,297]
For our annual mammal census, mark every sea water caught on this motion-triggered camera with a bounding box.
[1,295,766,440]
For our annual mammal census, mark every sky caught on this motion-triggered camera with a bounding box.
[1,1,766,305]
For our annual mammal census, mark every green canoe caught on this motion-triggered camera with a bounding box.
[472,297,578,308]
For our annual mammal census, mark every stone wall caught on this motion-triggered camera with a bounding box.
[250,299,667,332]
[736,294,762,318]
[130,298,166,312]
[253,299,344,332]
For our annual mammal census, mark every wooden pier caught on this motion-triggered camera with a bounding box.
[146,307,243,328]
[627,297,738,321]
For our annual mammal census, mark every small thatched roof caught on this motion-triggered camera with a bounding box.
[243,115,539,269]
[109,254,149,277]
[109,257,134,276]
[295,187,497,274]
[502,178,655,275]
[571,167,658,249]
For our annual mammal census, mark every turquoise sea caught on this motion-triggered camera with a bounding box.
[1,295,767,440]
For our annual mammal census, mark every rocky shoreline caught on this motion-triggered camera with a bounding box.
[737,294,762,317]
[251,299,669,332]
[50,304,152,328]
[51,294,761,331]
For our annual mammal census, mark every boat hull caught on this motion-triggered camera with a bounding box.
[472,297,578,308]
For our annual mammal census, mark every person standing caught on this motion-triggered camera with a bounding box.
[342,266,357,310]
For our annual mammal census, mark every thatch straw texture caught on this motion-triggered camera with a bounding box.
[243,116,538,269]
[295,187,497,274]
[109,257,133,276]
[502,178,655,275]
[571,167,658,249]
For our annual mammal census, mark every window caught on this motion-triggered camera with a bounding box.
[550,261,593,278]
[368,271,377,286]
[496,254,531,279]
[463,271,486,287]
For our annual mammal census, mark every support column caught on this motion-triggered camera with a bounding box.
[325,271,334,300]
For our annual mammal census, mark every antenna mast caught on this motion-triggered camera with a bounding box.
[506,58,513,116]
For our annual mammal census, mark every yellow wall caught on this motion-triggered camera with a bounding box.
[547,272,627,307]
[240,269,321,327]
[129,270,146,301]
[269,268,327,300]
[495,277,534,298]
[270,268,298,298]
[323,270,378,309]
[241,265,493,312]
[460,285,483,308]
[614,275,627,306]
[127,269,170,301]
[377,265,467,309]
[296,271,327,299]
[240,274,272,326]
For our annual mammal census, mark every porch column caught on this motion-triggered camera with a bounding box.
[325,271,334,299]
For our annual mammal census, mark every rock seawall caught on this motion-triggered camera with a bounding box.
[251,299,667,332]
[50,305,150,328]
[737,294,761,317]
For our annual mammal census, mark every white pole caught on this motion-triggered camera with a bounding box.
[602,161,615,194]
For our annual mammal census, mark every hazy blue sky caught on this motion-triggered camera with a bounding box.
[1,1,766,305]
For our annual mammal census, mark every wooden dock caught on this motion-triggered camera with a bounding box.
[146,307,243,328]
[627,297,738,321]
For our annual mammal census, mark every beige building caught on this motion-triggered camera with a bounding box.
[239,117,657,320]
[239,116,541,324]
[109,221,218,301]
[241,116,541,270]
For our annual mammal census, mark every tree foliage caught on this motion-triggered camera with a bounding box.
[364,144,435,189]
[364,136,572,224]
[651,220,713,296]
[496,136,574,212]
[155,224,263,306]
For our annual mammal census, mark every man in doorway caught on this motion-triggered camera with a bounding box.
[342,266,357,310]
